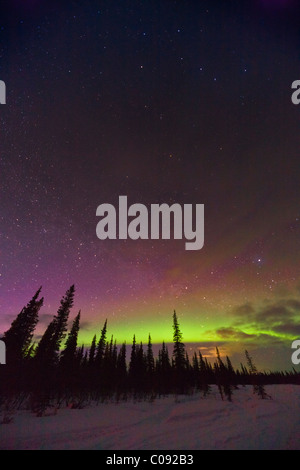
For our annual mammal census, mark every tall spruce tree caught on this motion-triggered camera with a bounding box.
[146,334,155,374]
[35,285,75,366]
[198,351,211,396]
[129,334,137,377]
[172,310,186,372]
[215,347,233,401]
[192,351,199,372]
[60,311,81,368]
[52,285,75,352]
[159,341,171,370]
[245,350,270,399]
[95,319,107,366]
[4,287,43,364]
[89,334,97,365]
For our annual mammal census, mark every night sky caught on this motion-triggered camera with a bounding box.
[1,0,300,371]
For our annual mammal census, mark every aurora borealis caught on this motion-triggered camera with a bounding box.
[1,0,300,371]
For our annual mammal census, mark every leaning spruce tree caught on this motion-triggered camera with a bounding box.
[3,287,44,363]
[35,285,75,366]
[245,350,271,400]
[60,310,81,368]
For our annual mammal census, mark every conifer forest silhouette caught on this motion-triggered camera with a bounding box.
[1,285,299,415]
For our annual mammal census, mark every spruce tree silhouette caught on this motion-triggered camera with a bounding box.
[146,334,155,375]
[198,351,211,396]
[3,287,43,364]
[245,350,271,399]
[129,334,137,376]
[215,347,233,401]
[2,286,298,410]
[172,311,186,371]
[172,311,187,393]
[60,311,81,368]
[95,319,107,366]
[129,335,138,393]
[35,285,75,367]
[88,334,97,366]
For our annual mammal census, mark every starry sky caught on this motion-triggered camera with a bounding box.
[1,0,300,371]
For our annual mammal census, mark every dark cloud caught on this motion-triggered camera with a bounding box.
[256,305,293,323]
[251,333,287,347]
[229,296,300,339]
[272,322,300,336]
[215,327,256,340]
[200,296,300,358]
[213,327,284,347]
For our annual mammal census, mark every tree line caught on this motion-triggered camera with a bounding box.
[0,285,299,414]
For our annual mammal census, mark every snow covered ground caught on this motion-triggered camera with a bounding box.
[1,385,300,450]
